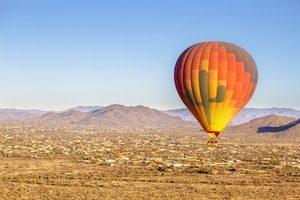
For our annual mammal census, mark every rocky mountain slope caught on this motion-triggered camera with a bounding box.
[222,115,300,142]
[32,104,190,128]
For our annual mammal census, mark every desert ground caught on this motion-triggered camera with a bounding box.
[0,126,299,200]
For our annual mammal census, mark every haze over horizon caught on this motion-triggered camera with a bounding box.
[0,104,300,113]
[0,0,299,110]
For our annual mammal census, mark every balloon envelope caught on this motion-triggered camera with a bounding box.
[174,41,258,138]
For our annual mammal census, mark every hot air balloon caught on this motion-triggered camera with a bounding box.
[174,41,258,145]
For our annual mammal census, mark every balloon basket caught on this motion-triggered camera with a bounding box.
[207,139,218,148]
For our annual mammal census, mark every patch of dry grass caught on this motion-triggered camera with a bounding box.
[0,129,298,199]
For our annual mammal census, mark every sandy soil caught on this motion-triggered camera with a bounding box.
[0,130,298,199]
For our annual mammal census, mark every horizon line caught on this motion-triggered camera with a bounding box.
[0,104,299,112]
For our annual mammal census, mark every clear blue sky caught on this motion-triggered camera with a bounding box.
[0,0,299,110]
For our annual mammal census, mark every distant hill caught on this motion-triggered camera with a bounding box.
[68,106,104,113]
[223,115,300,142]
[232,114,296,132]
[36,110,89,126]
[164,108,196,122]
[0,108,47,121]
[164,108,300,125]
[231,108,300,125]
[33,104,189,128]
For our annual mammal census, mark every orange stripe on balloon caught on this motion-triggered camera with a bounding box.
[218,45,227,80]
[209,42,219,70]
[234,72,250,109]
[176,47,193,99]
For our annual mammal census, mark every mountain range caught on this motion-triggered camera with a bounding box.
[24,105,189,128]
[0,105,299,135]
